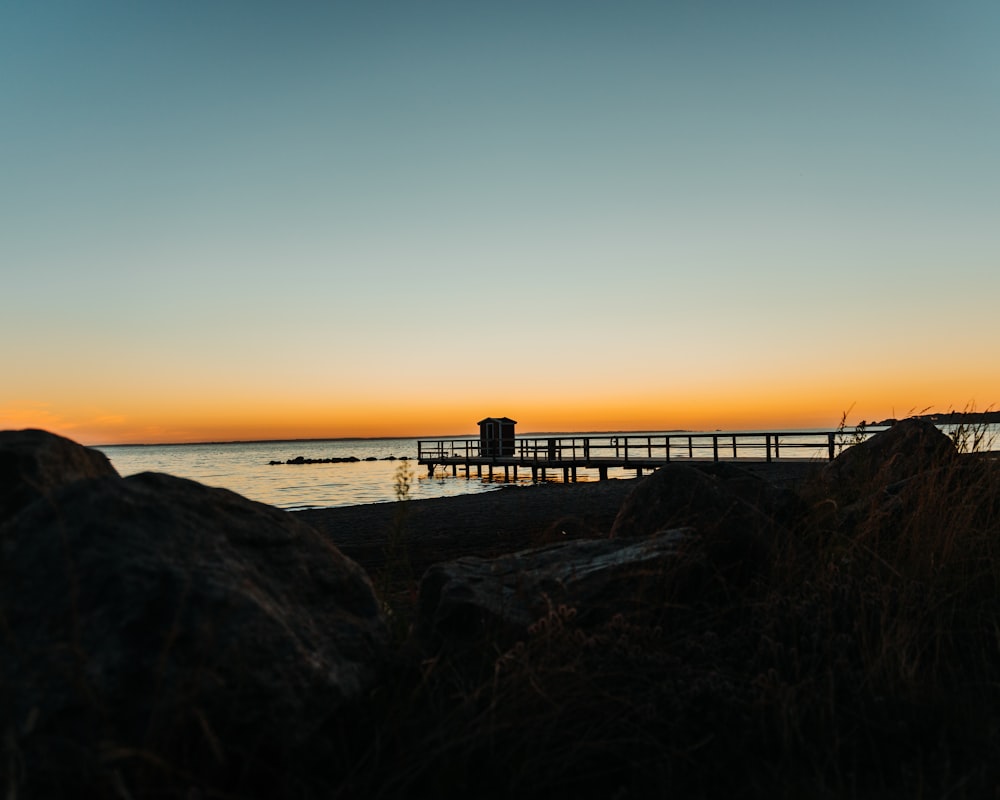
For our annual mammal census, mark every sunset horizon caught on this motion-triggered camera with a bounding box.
[4,393,994,447]
[5,2,998,450]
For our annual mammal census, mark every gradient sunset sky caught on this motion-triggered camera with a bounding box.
[3,1,999,444]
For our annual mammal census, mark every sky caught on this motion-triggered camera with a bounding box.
[3,1,999,444]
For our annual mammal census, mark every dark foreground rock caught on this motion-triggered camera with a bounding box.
[4,421,998,798]
[0,428,118,519]
[415,529,693,657]
[610,462,799,541]
[608,462,805,591]
[1,431,388,797]
[818,416,958,503]
[805,417,962,539]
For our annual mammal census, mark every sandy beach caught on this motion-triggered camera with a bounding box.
[296,478,638,578]
[295,461,821,579]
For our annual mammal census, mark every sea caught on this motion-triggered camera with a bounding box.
[95,425,998,511]
[96,435,601,511]
[95,432,686,510]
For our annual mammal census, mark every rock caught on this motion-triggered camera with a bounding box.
[1,434,389,796]
[609,464,777,586]
[0,428,118,521]
[414,530,693,656]
[277,455,363,465]
[819,417,958,506]
[612,463,792,537]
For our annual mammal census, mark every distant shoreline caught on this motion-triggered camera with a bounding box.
[869,410,1000,426]
[88,413,999,450]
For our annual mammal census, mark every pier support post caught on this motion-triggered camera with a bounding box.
[599,466,608,480]
[504,465,510,481]
[531,466,538,482]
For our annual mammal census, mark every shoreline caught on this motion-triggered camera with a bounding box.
[295,460,821,579]
[296,478,641,578]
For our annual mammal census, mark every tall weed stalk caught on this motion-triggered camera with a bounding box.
[379,461,416,638]
[834,405,868,455]
[946,402,998,453]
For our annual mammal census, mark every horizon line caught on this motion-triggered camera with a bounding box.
[87,422,913,450]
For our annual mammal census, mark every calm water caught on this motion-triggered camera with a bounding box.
[96,425,998,511]
[97,435,631,511]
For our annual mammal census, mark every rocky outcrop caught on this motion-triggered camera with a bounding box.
[269,455,410,465]
[819,417,958,503]
[1,431,388,797]
[0,427,119,519]
[610,462,790,540]
[273,455,363,464]
[414,529,692,655]
[798,418,961,540]
[413,463,804,659]
[608,463,786,588]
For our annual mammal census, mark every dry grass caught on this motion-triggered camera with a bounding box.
[9,421,1000,798]
[350,425,1000,799]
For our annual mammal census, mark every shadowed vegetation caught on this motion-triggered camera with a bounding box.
[351,419,1000,799]
[6,419,1000,798]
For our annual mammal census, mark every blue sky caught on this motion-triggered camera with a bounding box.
[3,1,999,443]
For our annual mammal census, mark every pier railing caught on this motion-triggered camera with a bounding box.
[418,428,887,466]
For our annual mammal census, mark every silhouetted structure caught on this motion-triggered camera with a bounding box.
[478,417,516,457]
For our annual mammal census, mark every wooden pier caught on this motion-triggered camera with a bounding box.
[418,429,881,482]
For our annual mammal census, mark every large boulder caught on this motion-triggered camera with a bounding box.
[819,417,958,505]
[1,431,388,797]
[609,464,780,586]
[414,466,791,664]
[414,529,693,657]
[0,428,118,520]
[610,463,791,538]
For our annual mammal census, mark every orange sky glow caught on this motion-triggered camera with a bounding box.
[4,3,999,448]
[4,367,996,446]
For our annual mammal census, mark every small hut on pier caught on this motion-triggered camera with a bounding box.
[478,417,516,457]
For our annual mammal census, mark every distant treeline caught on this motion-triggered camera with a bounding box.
[869,410,1000,427]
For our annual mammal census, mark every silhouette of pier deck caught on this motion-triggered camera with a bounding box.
[418,429,874,482]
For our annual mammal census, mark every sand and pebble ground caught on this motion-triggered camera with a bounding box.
[295,461,820,579]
